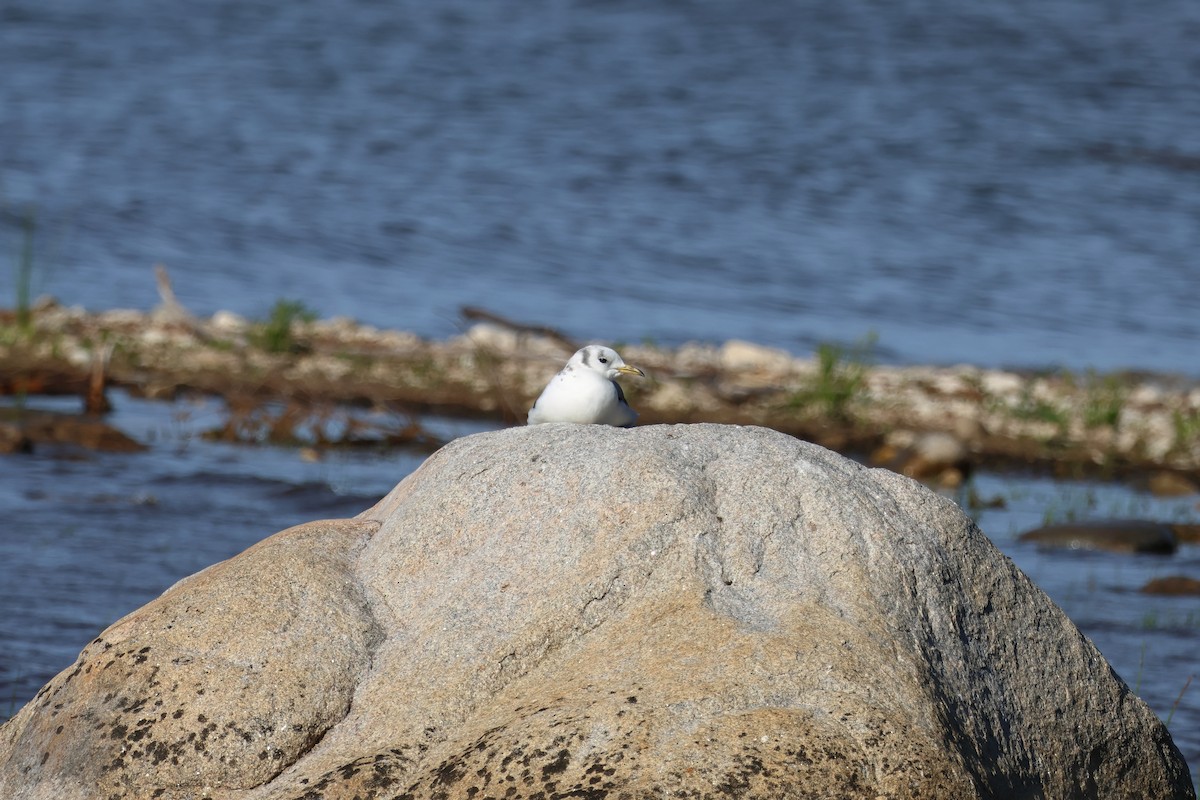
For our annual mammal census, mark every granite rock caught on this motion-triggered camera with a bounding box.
[1,424,1192,799]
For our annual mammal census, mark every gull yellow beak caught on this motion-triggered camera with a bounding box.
[616,364,646,378]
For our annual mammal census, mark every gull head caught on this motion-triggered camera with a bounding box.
[567,345,645,380]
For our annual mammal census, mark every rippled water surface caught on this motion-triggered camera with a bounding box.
[2,0,1198,373]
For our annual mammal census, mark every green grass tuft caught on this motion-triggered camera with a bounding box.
[14,205,37,334]
[251,299,318,354]
[1171,409,1200,453]
[788,332,877,422]
[1081,371,1128,430]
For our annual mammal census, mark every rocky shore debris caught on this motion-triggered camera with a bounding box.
[868,421,982,489]
[1,283,1199,481]
[0,424,1192,798]
[203,395,444,451]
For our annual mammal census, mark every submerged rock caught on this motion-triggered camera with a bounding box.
[1140,576,1200,596]
[0,422,32,454]
[0,425,1192,799]
[1018,520,1179,555]
[1171,523,1200,545]
[0,409,144,454]
[1146,470,1200,498]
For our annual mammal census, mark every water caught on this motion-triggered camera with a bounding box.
[0,0,1197,783]
[1,0,1198,374]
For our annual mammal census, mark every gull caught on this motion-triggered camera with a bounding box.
[527,345,646,427]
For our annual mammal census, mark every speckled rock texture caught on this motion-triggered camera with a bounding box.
[1,424,1193,799]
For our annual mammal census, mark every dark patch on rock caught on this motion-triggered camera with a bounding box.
[541,749,570,777]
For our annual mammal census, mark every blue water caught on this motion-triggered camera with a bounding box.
[2,0,1198,373]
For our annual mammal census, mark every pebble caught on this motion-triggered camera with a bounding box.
[209,310,248,333]
[980,370,1024,399]
[718,339,793,373]
[463,323,521,354]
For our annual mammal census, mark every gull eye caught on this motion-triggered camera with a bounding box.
[598,356,608,364]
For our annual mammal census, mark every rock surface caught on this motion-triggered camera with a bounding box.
[0,424,1193,799]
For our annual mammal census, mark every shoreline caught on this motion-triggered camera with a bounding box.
[2,298,1199,491]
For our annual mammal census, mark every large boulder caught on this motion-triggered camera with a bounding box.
[0,424,1193,799]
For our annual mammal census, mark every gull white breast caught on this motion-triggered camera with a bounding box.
[527,345,646,427]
